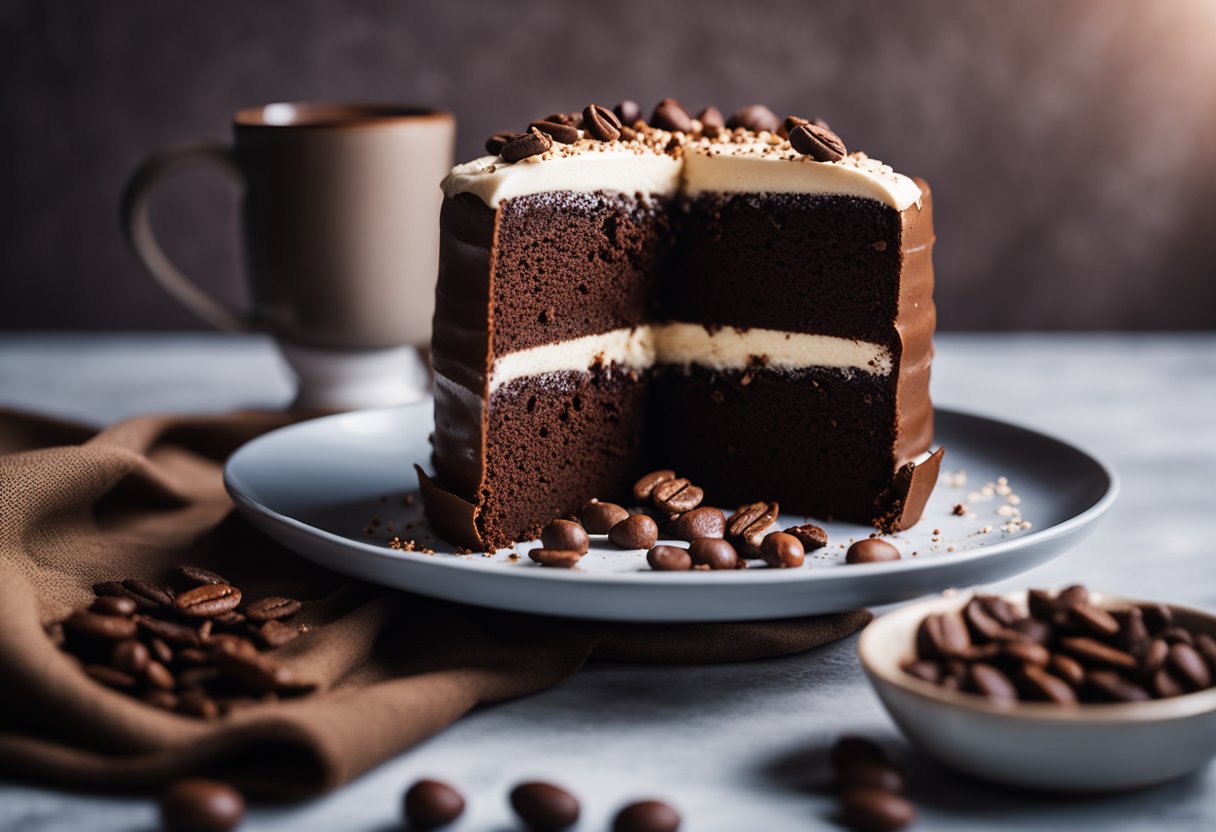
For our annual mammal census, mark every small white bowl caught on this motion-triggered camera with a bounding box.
[858,590,1216,792]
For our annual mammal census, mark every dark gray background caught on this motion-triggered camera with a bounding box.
[3,0,1215,332]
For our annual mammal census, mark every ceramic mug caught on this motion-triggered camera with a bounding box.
[122,102,455,409]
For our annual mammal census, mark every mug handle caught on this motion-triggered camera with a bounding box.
[121,141,256,332]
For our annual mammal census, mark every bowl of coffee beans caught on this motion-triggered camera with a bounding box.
[858,585,1216,791]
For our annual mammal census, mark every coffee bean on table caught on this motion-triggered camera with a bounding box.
[541,519,590,553]
[969,663,1018,701]
[608,515,659,549]
[174,584,242,619]
[580,500,630,534]
[915,612,971,660]
[510,781,580,831]
[1086,670,1151,703]
[1018,664,1079,704]
[651,478,703,513]
[91,595,137,617]
[633,469,676,501]
[760,532,805,568]
[121,579,175,609]
[403,778,465,830]
[160,778,245,832]
[673,506,726,541]
[1167,642,1212,690]
[529,549,584,569]
[836,760,907,793]
[612,799,681,832]
[246,596,302,622]
[647,545,692,572]
[1060,637,1138,672]
[838,786,916,832]
[500,128,553,163]
[112,639,150,675]
[784,523,828,551]
[64,610,137,641]
[256,619,300,649]
[845,539,900,564]
[726,501,779,555]
[170,564,230,589]
[688,538,740,570]
[831,736,887,770]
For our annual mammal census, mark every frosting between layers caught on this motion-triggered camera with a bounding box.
[486,324,893,393]
[442,134,922,211]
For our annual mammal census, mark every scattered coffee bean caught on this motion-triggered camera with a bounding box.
[91,595,137,617]
[541,519,590,553]
[845,539,900,564]
[246,596,302,622]
[647,545,693,572]
[969,663,1018,701]
[651,477,703,513]
[672,507,726,541]
[510,781,580,832]
[582,104,622,141]
[213,640,312,694]
[725,501,778,555]
[174,584,242,619]
[612,799,681,832]
[530,119,580,144]
[760,532,805,568]
[1086,670,1151,703]
[726,104,781,133]
[839,787,916,832]
[632,470,676,501]
[112,639,150,676]
[649,98,692,133]
[1167,642,1212,690]
[784,523,828,551]
[696,105,725,130]
[688,538,740,570]
[64,609,137,641]
[403,778,465,830]
[256,619,299,649]
[486,131,525,155]
[831,736,887,770]
[121,579,175,609]
[529,548,584,569]
[836,759,906,793]
[608,515,659,550]
[614,100,642,125]
[915,612,971,659]
[580,500,631,534]
[170,564,230,589]
[160,778,245,832]
[789,122,847,162]
[501,128,552,163]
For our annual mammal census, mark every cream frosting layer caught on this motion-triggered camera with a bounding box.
[442,133,922,211]
[486,324,892,393]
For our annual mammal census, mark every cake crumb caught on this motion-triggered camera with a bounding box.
[951,503,967,516]
[388,537,434,554]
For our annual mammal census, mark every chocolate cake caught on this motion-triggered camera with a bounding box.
[419,101,940,551]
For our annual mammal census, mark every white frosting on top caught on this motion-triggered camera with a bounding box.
[487,323,891,393]
[442,130,922,211]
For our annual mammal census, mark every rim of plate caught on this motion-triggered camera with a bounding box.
[223,404,1120,587]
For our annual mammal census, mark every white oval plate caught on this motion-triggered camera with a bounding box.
[224,403,1117,622]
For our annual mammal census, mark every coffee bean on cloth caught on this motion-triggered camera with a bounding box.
[0,410,870,798]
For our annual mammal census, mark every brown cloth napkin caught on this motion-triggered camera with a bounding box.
[0,408,871,799]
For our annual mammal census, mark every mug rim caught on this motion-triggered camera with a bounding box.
[235,102,453,129]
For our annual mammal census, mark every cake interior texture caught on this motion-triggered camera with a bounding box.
[422,114,938,551]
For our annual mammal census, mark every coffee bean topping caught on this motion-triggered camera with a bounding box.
[839,787,916,832]
[608,514,659,550]
[789,122,847,162]
[612,800,681,832]
[688,538,740,570]
[726,501,779,555]
[529,548,584,569]
[581,500,630,534]
[726,104,781,133]
[649,98,692,133]
[582,104,622,141]
[510,781,580,832]
[647,545,692,572]
[614,100,642,125]
[784,523,828,551]
[404,778,465,830]
[501,128,552,163]
[696,105,725,130]
[651,477,703,513]
[760,531,805,568]
[541,519,590,553]
[673,506,726,541]
[174,584,242,619]
[845,539,900,564]
[245,596,302,622]
[160,778,245,832]
[778,115,808,139]
[486,131,525,156]
[530,119,580,144]
[91,595,138,617]
[633,470,676,501]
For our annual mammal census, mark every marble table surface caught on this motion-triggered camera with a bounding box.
[0,332,1213,831]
